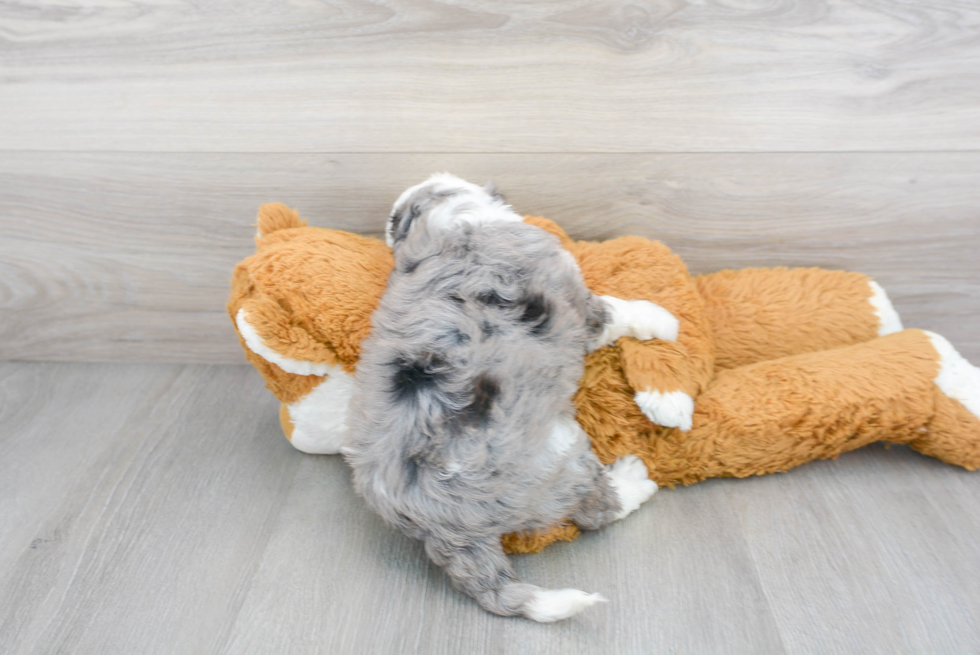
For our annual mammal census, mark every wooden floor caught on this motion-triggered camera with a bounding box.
[2,1,980,653]
[1,361,979,654]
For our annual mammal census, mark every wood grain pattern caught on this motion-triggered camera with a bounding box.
[1,152,978,363]
[1,362,978,654]
[1,0,980,152]
[0,362,298,654]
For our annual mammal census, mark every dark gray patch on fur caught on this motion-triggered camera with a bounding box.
[390,352,448,402]
[476,288,510,307]
[518,293,551,335]
[462,373,499,427]
[480,320,496,340]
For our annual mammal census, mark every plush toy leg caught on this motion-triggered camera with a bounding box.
[907,332,980,469]
[696,267,902,370]
[505,329,979,554]
[648,329,980,485]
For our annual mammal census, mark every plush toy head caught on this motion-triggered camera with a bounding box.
[228,203,392,453]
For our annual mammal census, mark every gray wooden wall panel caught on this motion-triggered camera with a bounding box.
[1,1,979,152]
[2,152,978,363]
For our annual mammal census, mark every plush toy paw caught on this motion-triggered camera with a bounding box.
[926,331,980,419]
[523,588,608,623]
[607,455,658,520]
[590,296,679,350]
[634,389,695,431]
[868,281,903,336]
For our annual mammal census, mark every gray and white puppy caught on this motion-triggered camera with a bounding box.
[345,174,668,622]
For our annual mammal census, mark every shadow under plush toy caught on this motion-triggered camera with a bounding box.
[229,202,980,553]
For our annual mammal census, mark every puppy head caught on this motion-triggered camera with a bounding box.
[386,173,517,249]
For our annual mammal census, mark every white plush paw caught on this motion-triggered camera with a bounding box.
[591,296,680,350]
[926,331,980,419]
[634,390,695,431]
[523,588,608,623]
[607,455,658,521]
[868,281,903,336]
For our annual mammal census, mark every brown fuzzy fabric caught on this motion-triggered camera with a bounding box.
[228,205,980,554]
[696,267,881,370]
[228,204,393,405]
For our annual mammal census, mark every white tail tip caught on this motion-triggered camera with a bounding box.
[523,588,608,623]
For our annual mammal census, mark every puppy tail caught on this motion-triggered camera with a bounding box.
[424,536,606,622]
[255,202,307,239]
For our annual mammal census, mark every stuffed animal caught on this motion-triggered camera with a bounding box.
[228,203,980,553]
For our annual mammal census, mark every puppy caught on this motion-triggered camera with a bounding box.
[345,174,673,622]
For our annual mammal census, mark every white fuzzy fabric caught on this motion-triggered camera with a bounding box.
[868,281,904,336]
[606,455,658,520]
[235,309,335,377]
[523,588,607,623]
[590,296,679,351]
[286,372,356,454]
[926,331,980,419]
[634,389,695,431]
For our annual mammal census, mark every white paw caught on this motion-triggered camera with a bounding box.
[590,296,679,350]
[607,455,658,520]
[523,588,608,623]
[868,281,903,336]
[625,299,680,342]
[634,390,695,431]
[926,331,980,419]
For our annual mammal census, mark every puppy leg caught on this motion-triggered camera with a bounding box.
[570,453,658,530]
[589,295,679,351]
[424,536,606,622]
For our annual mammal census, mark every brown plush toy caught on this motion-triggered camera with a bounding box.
[229,204,980,553]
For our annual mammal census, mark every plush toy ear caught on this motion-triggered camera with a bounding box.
[233,296,339,376]
[254,202,307,240]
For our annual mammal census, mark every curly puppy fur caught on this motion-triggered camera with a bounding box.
[346,174,652,621]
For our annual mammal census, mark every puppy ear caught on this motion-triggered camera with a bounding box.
[388,201,421,248]
[483,180,505,202]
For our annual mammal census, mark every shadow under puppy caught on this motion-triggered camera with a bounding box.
[345,174,671,621]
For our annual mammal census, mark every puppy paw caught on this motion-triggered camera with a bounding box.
[590,296,679,350]
[926,331,980,419]
[523,588,608,623]
[634,390,694,431]
[607,455,658,520]
[624,299,680,342]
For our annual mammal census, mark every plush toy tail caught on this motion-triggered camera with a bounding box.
[256,202,307,238]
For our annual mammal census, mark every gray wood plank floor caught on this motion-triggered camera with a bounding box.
[2,361,979,654]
